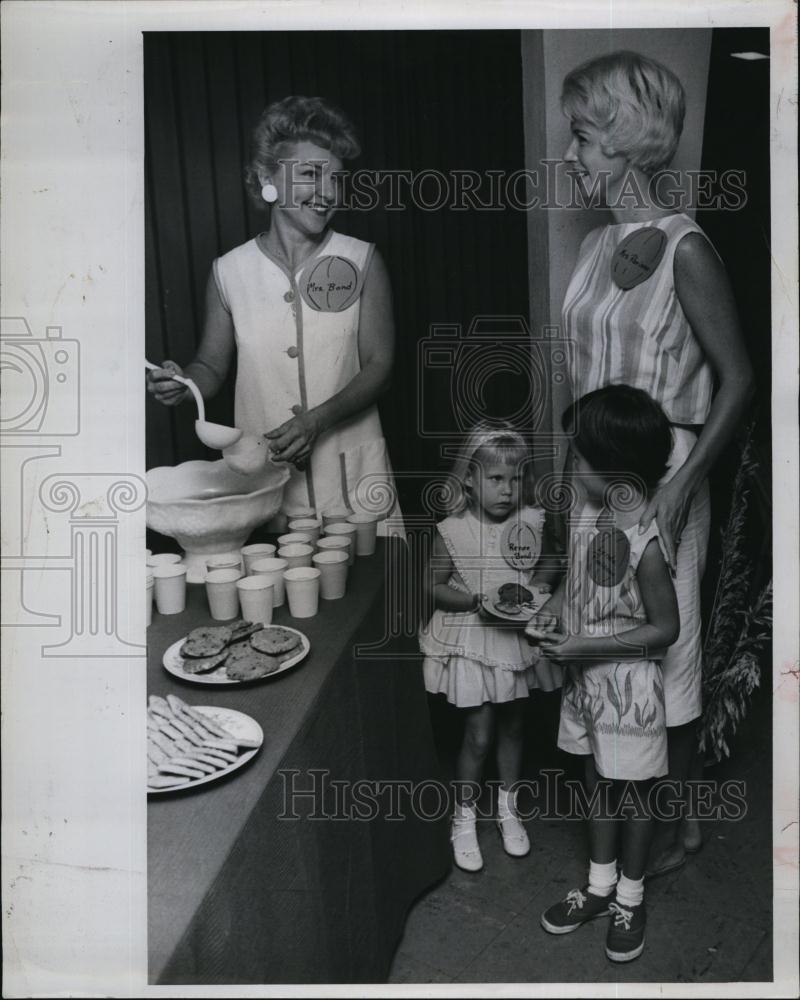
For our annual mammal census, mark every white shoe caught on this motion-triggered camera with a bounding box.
[496,790,530,857]
[451,805,483,872]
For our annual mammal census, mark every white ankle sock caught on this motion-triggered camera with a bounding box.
[616,873,644,908]
[587,859,618,898]
[454,801,477,823]
[498,787,516,816]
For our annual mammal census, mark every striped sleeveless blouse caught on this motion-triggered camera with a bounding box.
[563,213,715,425]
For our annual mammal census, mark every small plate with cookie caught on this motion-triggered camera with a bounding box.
[481,583,551,623]
[162,620,310,685]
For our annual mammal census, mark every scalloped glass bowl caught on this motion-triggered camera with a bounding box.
[146,459,290,583]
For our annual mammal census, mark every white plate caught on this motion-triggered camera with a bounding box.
[162,626,310,685]
[482,586,551,623]
[147,705,263,795]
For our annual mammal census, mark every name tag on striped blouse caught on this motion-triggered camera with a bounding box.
[611,228,667,290]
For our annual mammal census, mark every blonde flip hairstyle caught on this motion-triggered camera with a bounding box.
[444,421,535,516]
[562,50,686,175]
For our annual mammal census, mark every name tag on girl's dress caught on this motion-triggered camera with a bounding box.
[501,520,539,570]
[300,255,364,312]
[588,527,631,587]
[611,227,667,290]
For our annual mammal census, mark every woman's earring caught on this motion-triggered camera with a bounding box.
[261,183,278,204]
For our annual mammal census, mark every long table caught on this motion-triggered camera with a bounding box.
[147,538,450,984]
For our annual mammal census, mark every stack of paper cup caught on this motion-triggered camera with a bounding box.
[321,506,352,529]
[323,523,357,565]
[284,567,321,618]
[153,563,187,615]
[347,513,379,556]
[312,550,348,600]
[288,518,322,545]
[146,568,154,626]
[278,543,314,569]
[206,567,242,620]
[236,575,274,625]
[241,543,277,575]
[206,551,243,575]
[251,557,288,607]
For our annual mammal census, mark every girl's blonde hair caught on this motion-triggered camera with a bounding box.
[562,50,685,175]
[444,421,535,516]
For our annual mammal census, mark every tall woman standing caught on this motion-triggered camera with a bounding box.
[147,96,400,526]
[557,51,754,877]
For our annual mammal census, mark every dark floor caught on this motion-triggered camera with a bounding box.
[388,685,773,985]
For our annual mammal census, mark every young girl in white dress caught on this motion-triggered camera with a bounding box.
[420,422,560,872]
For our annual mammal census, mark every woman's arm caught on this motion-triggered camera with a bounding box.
[265,248,395,464]
[146,271,236,405]
[639,233,755,568]
[540,538,679,662]
[425,532,482,614]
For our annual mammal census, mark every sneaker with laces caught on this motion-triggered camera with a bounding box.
[605,898,646,962]
[540,886,612,934]
[450,807,483,872]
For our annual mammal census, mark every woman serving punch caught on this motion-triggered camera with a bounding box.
[147,96,400,527]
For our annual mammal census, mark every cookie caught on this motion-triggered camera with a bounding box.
[228,620,262,644]
[225,642,281,681]
[181,626,232,658]
[250,626,300,655]
[181,650,229,675]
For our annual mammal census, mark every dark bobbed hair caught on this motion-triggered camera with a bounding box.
[244,96,361,209]
[562,384,672,491]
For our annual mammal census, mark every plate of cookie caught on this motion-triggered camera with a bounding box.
[162,620,310,685]
[481,583,551,623]
[147,693,263,793]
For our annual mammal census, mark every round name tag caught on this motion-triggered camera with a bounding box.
[588,527,630,587]
[610,227,667,290]
[501,520,540,571]
[300,255,363,312]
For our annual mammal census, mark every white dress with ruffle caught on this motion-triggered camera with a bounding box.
[420,507,562,707]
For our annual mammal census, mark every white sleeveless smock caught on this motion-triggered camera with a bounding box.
[562,213,715,726]
[213,230,401,527]
[557,509,669,781]
[420,506,561,707]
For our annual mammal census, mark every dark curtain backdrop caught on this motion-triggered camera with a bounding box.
[145,31,530,514]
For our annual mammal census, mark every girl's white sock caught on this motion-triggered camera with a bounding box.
[497,786,516,816]
[616,873,644,908]
[587,859,618,898]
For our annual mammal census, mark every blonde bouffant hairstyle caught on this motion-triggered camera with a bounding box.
[562,50,686,175]
[444,421,535,517]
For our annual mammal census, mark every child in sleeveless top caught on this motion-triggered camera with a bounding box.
[420,422,561,873]
[529,386,679,964]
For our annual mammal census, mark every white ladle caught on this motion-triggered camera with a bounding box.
[145,360,243,450]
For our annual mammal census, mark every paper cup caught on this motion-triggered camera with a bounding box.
[283,504,316,522]
[288,518,322,545]
[347,513,379,556]
[241,543,277,575]
[277,532,313,548]
[278,543,314,570]
[316,535,351,562]
[323,523,357,565]
[146,569,154,626]
[312,550,349,600]
[284,567,321,619]
[206,551,243,575]
[153,563,187,615]
[205,567,242,620]
[147,552,182,569]
[321,506,352,528]
[250,557,288,607]
[236,575,274,626]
